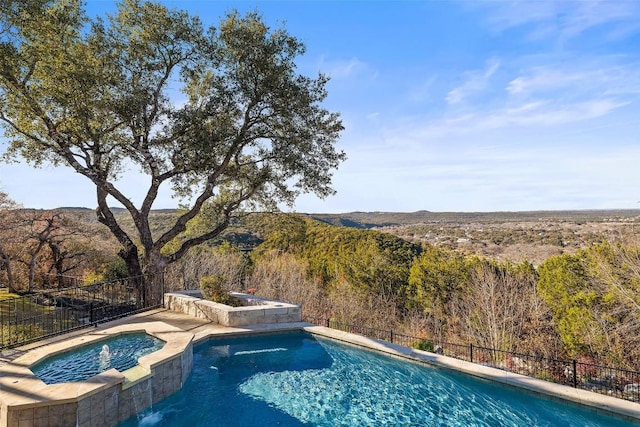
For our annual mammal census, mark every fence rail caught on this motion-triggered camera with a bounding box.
[304,316,640,404]
[0,274,163,350]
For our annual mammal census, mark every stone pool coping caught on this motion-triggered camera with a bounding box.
[303,325,640,423]
[0,321,193,426]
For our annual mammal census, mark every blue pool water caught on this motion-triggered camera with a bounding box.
[121,332,636,426]
[32,333,165,384]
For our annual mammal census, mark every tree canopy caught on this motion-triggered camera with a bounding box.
[0,0,345,302]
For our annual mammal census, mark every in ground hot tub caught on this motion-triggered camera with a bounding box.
[31,332,166,385]
[0,321,193,427]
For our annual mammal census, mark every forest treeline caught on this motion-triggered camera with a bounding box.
[162,213,640,370]
[2,195,640,370]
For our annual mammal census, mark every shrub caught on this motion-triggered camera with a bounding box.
[200,275,233,305]
[84,259,129,284]
[413,339,435,352]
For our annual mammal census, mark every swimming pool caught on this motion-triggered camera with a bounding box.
[120,332,637,426]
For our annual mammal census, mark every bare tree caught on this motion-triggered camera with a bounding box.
[248,250,329,318]
[458,262,537,352]
[328,277,402,332]
[165,245,247,293]
[18,211,62,291]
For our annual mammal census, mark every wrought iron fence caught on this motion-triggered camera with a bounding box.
[304,315,640,404]
[0,274,163,350]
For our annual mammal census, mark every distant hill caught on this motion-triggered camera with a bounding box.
[54,206,640,232]
[28,207,640,265]
[54,207,640,226]
[308,209,640,229]
[56,207,94,211]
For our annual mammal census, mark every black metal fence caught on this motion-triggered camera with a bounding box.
[304,316,640,404]
[0,274,163,350]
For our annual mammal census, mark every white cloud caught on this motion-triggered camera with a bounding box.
[504,101,547,114]
[408,76,437,103]
[561,0,640,40]
[506,63,640,97]
[477,0,640,41]
[490,99,628,127]
[412,53,640,141]
[403,98,627,142]
[317,57,371,80]
[446,59,500,105]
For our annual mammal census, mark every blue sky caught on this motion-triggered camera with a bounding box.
[1,0,640,213]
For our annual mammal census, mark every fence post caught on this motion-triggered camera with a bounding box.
[89,302,94,324]
[0,301,3,348]
[470,343,474,363]
[390,330,394,343]
[161,272,165,307]
[325,318,330,328]
[573,360,577,388]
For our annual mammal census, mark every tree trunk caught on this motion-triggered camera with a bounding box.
[0,252,17,293]
[47,241,64,288]
[119,243,146,306]
[27,239,46,292]
[143,250,167,307]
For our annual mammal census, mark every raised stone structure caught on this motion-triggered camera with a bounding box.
[164,290,302,326]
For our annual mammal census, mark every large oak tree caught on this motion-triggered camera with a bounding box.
[0,0,345,304]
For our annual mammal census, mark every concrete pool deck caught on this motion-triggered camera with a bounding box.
[2,307,640,426]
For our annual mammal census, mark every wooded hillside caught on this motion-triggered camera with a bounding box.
[2,204,639,369]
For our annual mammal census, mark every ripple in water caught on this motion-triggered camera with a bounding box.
[32,333,165,384]
[239,338,630,427]
[121,333,637,427]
